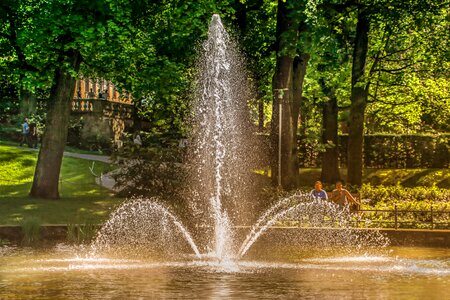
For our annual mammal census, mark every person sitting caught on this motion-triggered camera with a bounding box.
[330,181,360,210]
[308,181,328,227]
[310,181,328,200]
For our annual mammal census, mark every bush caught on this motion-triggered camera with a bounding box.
[112,143,186,201]
[20,217,42,246]
[360,184,450,210]
[67,223,98,244]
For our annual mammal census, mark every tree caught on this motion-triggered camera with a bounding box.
[364,6,450,134]
[347,7,370,186]
[320,81,341,183]
[270,0,310,188]
[346,0,448,185]
[0,0,138,198]
[304,3,354,184]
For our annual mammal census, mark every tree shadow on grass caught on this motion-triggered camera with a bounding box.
[0,195,123,224]
[437,177,450,188]
[0,183,31,197]
[402,169,440,187]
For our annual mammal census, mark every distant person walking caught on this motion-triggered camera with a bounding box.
[331,181,360,210]
[310,181,328,200]
[20,118,30,147]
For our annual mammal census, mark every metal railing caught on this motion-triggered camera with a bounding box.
[355,205,450,230]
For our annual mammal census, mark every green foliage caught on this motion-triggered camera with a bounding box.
[86,0,235,136]
[364,5,450,134]
[298,0,450,138]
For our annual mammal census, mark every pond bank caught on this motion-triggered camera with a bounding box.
[0,225,448,248]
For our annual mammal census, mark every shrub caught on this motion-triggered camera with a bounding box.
[360,183,450,211]
[112,143,186,201]
[20,217,42,246]
[67,223,98,244]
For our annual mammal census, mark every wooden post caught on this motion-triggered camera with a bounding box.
[430,205,434,230]
[394,204,398,230]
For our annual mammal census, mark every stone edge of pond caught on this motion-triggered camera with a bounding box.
[0,225,449,248]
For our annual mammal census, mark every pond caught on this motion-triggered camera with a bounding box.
[1,245,448,299]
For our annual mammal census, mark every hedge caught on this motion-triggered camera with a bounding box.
[297,134,450,169]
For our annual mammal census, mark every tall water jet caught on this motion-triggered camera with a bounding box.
[189,14,255,260]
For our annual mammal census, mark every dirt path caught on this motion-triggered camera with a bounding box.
[10,144,111,163]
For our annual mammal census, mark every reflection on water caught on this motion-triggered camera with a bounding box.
[0,246,449,299]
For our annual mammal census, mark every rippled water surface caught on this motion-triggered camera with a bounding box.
[0,246,448,299]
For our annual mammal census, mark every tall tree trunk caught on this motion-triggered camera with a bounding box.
[347,10,369,186]
[270,0,298,188]
[30,52,81,199]
[291,54,309,184]
[320,86,341,184]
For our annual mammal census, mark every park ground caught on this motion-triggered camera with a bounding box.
[1,142,449,225]
[0,143,123,225]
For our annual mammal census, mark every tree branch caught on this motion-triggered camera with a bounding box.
[367,93,419,106]
[375,62,423,74]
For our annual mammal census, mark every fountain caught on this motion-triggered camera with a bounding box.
[92,14,388,263]
[1,15,448,299]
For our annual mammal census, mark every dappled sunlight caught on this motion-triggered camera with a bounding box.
[22,204,39,210]
[93,211,108,216]
[93,200,118,207]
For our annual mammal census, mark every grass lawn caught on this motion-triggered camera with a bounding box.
[0,139,106,156]
[0,145,124,225]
